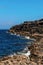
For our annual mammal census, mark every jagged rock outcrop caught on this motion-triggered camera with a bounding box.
[9,19,43,41]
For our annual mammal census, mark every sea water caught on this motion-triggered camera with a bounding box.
[0,30,33,58]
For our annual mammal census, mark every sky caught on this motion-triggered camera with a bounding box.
[0,0,43,29]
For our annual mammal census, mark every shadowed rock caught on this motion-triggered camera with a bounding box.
[9,19,43,41]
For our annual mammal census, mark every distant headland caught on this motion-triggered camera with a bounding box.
[9,18,43,42]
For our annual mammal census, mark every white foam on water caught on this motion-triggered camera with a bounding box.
[10,33,17,36]
[24,51,30,57]
[8,53,16,57]
[25,36,30,39]
[8,54,13,57]
[14,33,16,35]
[17,34,20,37]
[10,33,14,35]
[17,50,30,57]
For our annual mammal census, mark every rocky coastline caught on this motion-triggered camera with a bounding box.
[0,42,43,65]
[9,19,43,41]
[0,19,43,65]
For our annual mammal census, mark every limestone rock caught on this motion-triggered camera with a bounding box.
[30,43,43,65]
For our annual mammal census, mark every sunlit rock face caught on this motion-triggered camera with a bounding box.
[0,55,30,65]
[29,43,43,65]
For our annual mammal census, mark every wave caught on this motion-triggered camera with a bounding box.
[10,33,20,37]
[25,36,30,39]
[24,51,30,57]
[15,50,30,57]
[8,53,16,57]
[16,46,30,57]
[17,34,20,37]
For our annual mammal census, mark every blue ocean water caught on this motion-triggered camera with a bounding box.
[0,30,32,57]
